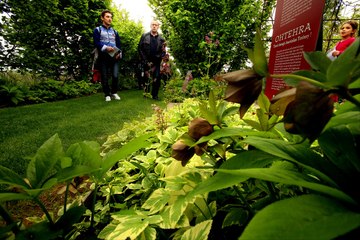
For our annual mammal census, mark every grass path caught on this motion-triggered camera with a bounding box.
[0,90,165,176]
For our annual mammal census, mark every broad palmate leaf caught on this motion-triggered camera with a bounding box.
[240,194,360,240]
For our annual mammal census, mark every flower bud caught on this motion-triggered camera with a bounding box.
[188,118,214,141]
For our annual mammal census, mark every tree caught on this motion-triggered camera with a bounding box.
[110,3,144,86]
[148,0,276,77]
[0,0,107,80]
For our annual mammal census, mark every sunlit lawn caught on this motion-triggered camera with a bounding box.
[0,90,165,176]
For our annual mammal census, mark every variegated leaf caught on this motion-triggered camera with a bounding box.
[181,220,213,240]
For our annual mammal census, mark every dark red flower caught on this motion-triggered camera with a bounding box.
[188,117,214,141]
[283,81,334,142]
[220,69,263,118]
[171,140,195,166]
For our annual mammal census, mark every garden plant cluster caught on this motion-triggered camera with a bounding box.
[0,33,359,239]
[0,75,100,108]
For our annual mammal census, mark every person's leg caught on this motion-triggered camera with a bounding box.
[111,61,119,94]
[151,61,161,99]
[100,60,111,97]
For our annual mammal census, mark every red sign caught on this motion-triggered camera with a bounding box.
[265,0,325,99]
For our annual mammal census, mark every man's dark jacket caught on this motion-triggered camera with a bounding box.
[138,32,165,62]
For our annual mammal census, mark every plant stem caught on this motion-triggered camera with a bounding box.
[193,201,209,220]
[271,74,328,89]
[33,198,54,225]
[344,92,360,108]
[203,150,217,166]
[90,183,99,229]
[203,197,214,218]
[0,204,20,233]
[232,186,254,215]
[64,182,70,213]
[266,181,278,201]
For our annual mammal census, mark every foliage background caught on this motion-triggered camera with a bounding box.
[0,0,144,84]
[149,0,276,77]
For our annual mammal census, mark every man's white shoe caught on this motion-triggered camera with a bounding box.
[105,96,111,102]
[112,93,121,100]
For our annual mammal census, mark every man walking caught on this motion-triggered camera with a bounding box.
[138,20,166,100]
[93,10,122,101]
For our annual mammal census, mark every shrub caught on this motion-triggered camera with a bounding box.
[0,84,26,107]
[0,72,101,107]
[163,77,226,103]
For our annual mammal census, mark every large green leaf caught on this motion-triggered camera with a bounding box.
[142,189,171,214]
[216,168,356,205]
[256,92,270,112]
[0,193,32,202]
[100,213,162,240]
[26,134,64,188]
[101,220,148,240]
[217,103,238,122]
[0,165,30,189]
[303,51,331,74]
[256,108,269,131]
[199,93,218,125]
[159,200,191,229]
[15,221,61,240]
[54,206,86,232]
[283,70,327,86]
[325,111,360,130]
[222,208,248,228]
[136,226,157,240]
[242,136,339,187]
[158,172,202,229]
[194,128,279,146]
[252,30,268,77]
[327,38,360,87]
[319,124,360,176]
[242,119,261,131]
[240,194,360,240]
[101,133,155,176]
[181,220,213,240]
[188,150,277,199]
[66,141,101,169]
[332,94,360,116]
[55,165,98,183]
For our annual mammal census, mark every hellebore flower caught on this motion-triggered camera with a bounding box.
[270,87,296,116]
[220,69,263,118]
[172,118,214,166]
[282,81,334,143]
[188,117,214,141]
[171,140,195,166]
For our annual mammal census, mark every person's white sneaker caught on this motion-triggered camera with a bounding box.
[112,93,121,100]
[105,96,111,102]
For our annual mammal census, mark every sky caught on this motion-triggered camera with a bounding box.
[113,0,155,28]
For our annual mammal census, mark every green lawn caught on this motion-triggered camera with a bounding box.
[0,90,166,176]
